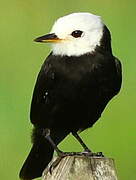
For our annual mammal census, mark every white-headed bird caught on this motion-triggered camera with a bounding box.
[19,12,122,180]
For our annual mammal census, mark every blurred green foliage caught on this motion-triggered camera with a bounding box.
[0,0,136,179]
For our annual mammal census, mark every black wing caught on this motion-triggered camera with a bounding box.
[30,53,122,129]
[30,53,56,126]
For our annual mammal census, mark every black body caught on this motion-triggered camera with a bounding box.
[19,26,122,179]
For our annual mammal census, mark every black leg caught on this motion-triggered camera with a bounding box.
[43,129,85,157]
[72,131,92,152]
[43,129,82,173]
[43,128,65,173]
[72,132,105,157]
[43,128,63,156]
[43,129,104,173]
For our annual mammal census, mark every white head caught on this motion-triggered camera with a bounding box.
[35,12,104,57]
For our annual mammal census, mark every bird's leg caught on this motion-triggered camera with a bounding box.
[43,128,65,173]
[43,128,63,156]
[43,129,80,173]
[43,129,104,174]
[72,131,104,157]
[72,131,92,153]
[43,129,81,157]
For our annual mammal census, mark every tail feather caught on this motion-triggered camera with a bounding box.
[19,128,70,180]
[19,140,54,180]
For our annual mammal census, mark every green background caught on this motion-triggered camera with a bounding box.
[1,0,135,179]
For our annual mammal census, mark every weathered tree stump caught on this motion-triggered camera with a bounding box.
[42,155,118,180]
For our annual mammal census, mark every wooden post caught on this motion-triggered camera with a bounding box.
[42,155,118,180]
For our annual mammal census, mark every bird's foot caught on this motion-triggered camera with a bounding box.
[49,151,81,174]
[49,151,104,174]
[49,155,63,174]
[94,152,104,157]
[83,151,104,157]
[72,151,104,157]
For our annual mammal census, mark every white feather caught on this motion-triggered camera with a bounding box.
[50,12,104,57]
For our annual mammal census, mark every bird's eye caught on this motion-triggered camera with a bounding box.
[71,30,83,38]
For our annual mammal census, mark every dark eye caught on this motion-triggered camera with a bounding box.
[71,30,83,38]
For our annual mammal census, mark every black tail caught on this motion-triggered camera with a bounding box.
[19,139,54,180]
[19,128,70,180]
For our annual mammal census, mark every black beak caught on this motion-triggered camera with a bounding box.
[34,33,61,43]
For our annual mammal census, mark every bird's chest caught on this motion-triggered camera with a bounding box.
[48,60,100,103]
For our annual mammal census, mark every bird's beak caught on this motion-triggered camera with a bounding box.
[34,33,62,43]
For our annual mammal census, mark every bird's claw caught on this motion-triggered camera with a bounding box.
[89,151,105,157]
[49,151,104,174]
[49,151,83,174]
[49,156,63,174]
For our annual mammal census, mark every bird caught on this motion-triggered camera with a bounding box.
[19,12,122,180]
